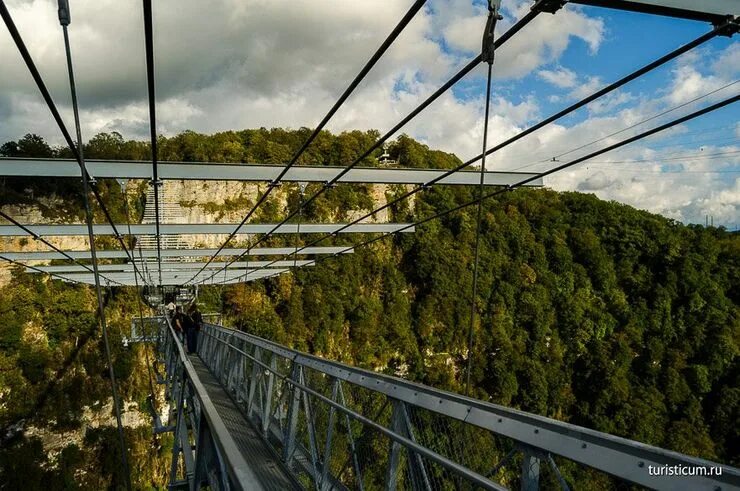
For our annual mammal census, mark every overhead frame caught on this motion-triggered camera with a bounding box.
[27,260,315,273]
[0,223,415,237]
[54,268,289,286]
[569,0,738,23]
[0,247,353,261]
[0,158,545,186]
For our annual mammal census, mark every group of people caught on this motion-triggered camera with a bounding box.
[166,301,203,355]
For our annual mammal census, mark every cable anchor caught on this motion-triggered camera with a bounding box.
[57,0,70,26]
[715,15,738,38]
[482,0,503,65]
[531,0,567,15]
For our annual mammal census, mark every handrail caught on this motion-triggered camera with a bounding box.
[202,322,740,491]
[160,315,263,490]
[200,327,507,490]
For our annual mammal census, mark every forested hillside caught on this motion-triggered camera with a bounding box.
[0,130,737,488]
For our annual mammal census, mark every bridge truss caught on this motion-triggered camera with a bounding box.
[154,315,740,490]
[0,0,738,489]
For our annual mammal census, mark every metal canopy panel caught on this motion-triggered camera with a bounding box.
[570,0,737,22]
[0,158,544,186]
[28,260,314,273]
[0,247,352,260]
[0,223,414,237]
[54,270,285,281]
[54,268,289,285]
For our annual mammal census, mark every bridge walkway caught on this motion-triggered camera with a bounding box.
[189,354,301,491]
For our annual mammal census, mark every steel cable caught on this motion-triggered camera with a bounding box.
[199,6,543,285]
[0,254,83,284]
[187,0,430,284]
[312,93,740,267]
[120,180,160,420]
[57,2,132,488]
[142,0,163,287]
[222,19,734,284]
[0,209,124,286]
[0,1,147,287]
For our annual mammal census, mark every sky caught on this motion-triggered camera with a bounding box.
[0,0,738,228]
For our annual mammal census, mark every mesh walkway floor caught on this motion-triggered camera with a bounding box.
[190,355,301,491]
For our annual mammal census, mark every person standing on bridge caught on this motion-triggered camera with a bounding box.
[166,298,176,319]
[186,304,202,355]
[173,305,186,343]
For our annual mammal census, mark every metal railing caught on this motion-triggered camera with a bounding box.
[195,322,740,491]
[127,312,221,345]
[157,315,263,490]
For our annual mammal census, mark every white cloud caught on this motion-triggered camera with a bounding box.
[0,0,736,228]
[538,67,578,88]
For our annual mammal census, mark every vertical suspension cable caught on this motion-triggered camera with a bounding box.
[466,0,501,397]
[142,0,163,287]
[293,183,306,272]
[465,63,492,396]
[288,183,307,303]
[57,1,132,488]
[120,179,159,420]
[0,0,147,286]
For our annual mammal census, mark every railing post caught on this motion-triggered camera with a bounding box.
[262,354,277,437]
[169,367,187,485]
[400,403,431,491]
[300,367,321,491]
[385,399,404,491]
[282,361,302,467]
[384,399,431,491]
[338,382,365,490]
[519,445,541,491]
[319,378,340,491]
[246,345,262,418]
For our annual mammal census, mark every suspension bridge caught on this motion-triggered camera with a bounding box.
[0,0,738,489]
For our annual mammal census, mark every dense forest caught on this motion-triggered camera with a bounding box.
[0,130,737,489]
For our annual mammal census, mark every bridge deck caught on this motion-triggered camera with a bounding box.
[190,355,300,491]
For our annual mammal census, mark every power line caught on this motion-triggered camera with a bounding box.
[187,0,430,284]
[586,167,739,174]
[522,79,740,168]
[199,4,545,285]
[221,19,733,284]
[586,149,740,164]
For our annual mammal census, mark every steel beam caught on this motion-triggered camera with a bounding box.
[27,260,314,273]
[52,269,288,286]
[569,0,737,23]
[0,247,353,261]
[0,223,415,237]
[0,157,544,186]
